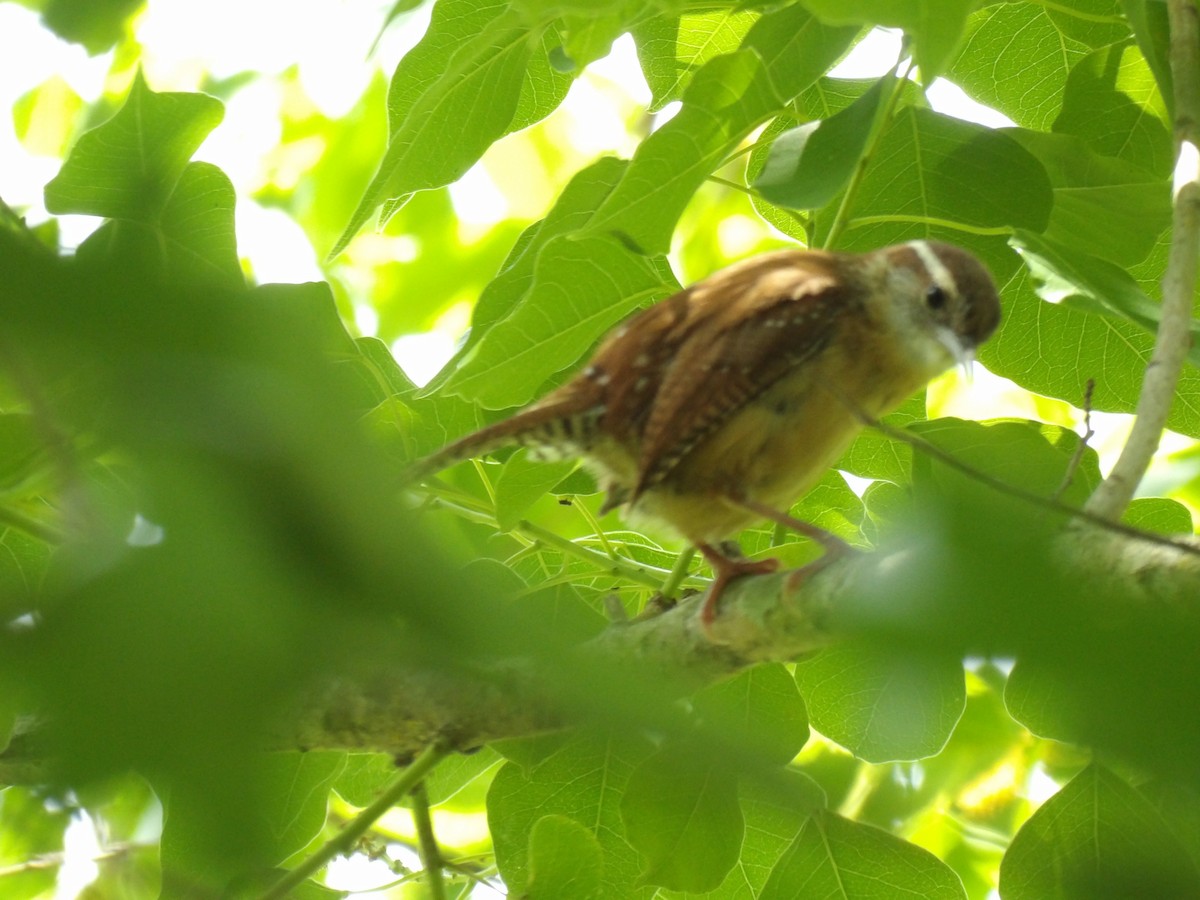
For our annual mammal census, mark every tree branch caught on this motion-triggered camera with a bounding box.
[1086,0,1200,519]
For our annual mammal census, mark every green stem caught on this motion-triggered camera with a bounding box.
[411,783,446,900]
[822,63,912,251]
[659,546,697,601]
[258,741,451,900]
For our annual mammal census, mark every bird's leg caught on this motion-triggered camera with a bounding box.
[726,495,854,556]
[696,542,779,627]
[696,496,857,627]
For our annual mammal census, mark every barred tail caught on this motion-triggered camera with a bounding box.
[402,398,601,485]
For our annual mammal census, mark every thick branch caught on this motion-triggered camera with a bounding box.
[1086,0,1200,519]
[269,523,1200,757]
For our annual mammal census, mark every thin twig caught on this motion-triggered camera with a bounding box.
[258,740,451,900]
[1085,0,1200,520]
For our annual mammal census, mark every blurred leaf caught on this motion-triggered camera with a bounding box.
[494,450,578,531]
[1121,0,1172,109]
[632,9,759,111]
[1121,497,1193,535]
[12,76,84,157]
[621,748,743,892]
[526,814,604,899]
[911,418,1101,510]
[693,664,810,767]
[39,0,143,53]
[999,765,1200,899]
[260,752,345,863]
[755,74,894,211]
[45,73,223,221]
[489,731,653,897]
[795,643,965,763]
[761,809,966,899]
[0,787,69,899]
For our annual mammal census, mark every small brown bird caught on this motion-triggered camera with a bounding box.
[414,240,1001,624]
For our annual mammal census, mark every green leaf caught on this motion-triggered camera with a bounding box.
[761,809,966,899]
[799,0,973,80]
[1000,765,1200,899]
[947,2,1102,130]
[426,156,633,395]
[836,106,1053,238]
[795,642,965,762]
[980,250,1200,439]
[156,162,241,285]
[489,731,654,898]
[0,526,51,616]
[755,74,894,211]
[526,815,605,900]
[621,748,743,892]
[632,10,759,111]
[45,72,223,221]
[1005,129,1170,266]
[693,664,810,767]
[39,0,143,53]
[584,5,859,254]
[1053,40,1171,177]
[12,75,84,157]
[332,1,552,257]
[440,233,676,408]
[911,418,1102,510]
[260,752,345,863]
[494,449,579,531]
[1121,497,1193,535]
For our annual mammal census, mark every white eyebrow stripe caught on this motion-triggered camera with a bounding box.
[908,240,958,295]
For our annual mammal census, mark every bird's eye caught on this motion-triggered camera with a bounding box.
[926,284,948,311]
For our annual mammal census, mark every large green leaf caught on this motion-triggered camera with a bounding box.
[947,1,1115,131]
[424,156,632,395]
[830,106,1053,240]
[621,749,743,892]
[1000,765,1200,899]
[439,232,676,408]
[998,235,1200,437]
[44,72,223,221]
[489,731,654,898]
[332,0,557,257]
[1005,129,1170,266]
[761,809,966,899]
[794,642,965,762]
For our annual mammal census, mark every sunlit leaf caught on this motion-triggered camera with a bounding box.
[761,809,966,899]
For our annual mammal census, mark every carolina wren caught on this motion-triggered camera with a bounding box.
[414,240,1001,623]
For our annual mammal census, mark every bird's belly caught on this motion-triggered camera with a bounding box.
[635,387,867,543]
